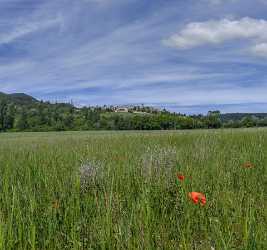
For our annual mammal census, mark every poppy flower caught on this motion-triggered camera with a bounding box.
[242,162,254,168]
[176,173,185,181]
[188,192,206,206]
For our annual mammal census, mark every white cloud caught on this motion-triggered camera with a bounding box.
[251,43,267,57]
[81,0,128,5]
[202,0,267,5]
[205,0,233,5]
[0,16,62,45]
[82,0,108,3]
[165,17,267,52]
[1,0,266,110]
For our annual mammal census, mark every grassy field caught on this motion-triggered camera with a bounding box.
[0,129,266,249]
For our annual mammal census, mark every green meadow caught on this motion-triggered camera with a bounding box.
[0,129,266,249]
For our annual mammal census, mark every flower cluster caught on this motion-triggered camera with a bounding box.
[188,192,206,206]
[176,161,255,206]
[176,172,206,206]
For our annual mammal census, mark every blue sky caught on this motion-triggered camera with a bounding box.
[0,0,267,114]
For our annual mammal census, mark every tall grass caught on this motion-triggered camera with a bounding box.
[0,129,266,249]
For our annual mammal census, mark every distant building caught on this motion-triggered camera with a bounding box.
[115,107,129,113]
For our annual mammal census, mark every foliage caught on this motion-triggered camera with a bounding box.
[0,92,267,132]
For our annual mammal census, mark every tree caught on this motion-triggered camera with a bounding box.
[241,116,256,128]
[0,100,8,131]
[4,104,15,130]
[205,111,222,129]
[14,109,29,131]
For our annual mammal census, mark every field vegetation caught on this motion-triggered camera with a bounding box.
[0,129,266,249]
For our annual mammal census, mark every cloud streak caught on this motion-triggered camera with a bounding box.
[0,17,62,45]
[0,0,267,113]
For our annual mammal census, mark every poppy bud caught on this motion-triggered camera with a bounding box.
[176,173,185,181]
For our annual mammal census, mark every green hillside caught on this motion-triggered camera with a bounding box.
[0,92,267,131]
[0,92,38,105]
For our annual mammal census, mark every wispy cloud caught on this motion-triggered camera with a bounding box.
[0,17,62,45]
[203,0,237,5]
[0,0,266,113]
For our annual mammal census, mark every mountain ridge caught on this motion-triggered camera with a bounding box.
[0,92,38,105]
[0,92,267,118]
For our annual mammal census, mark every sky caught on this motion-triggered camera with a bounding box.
[0,0,267,114]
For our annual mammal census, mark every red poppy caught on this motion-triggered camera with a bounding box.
[176,173,185,181]
[188,192,206,206]
[243,162,254,168]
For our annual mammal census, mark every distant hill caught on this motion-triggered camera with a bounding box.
[0,91,267,131]
[0,92,38,105]
[221,113,267,121]
[0,91,267,119]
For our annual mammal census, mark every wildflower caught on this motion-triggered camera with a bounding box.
[242,162,254,168]
[176,173,185,181]
[52,200,60,209]
[188,192,206,206]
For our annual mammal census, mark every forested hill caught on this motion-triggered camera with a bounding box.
[0,92,38,105]
[0,92,267,131]
[221,113,267,121]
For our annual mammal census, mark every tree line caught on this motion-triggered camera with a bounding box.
[0,99,267,132]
